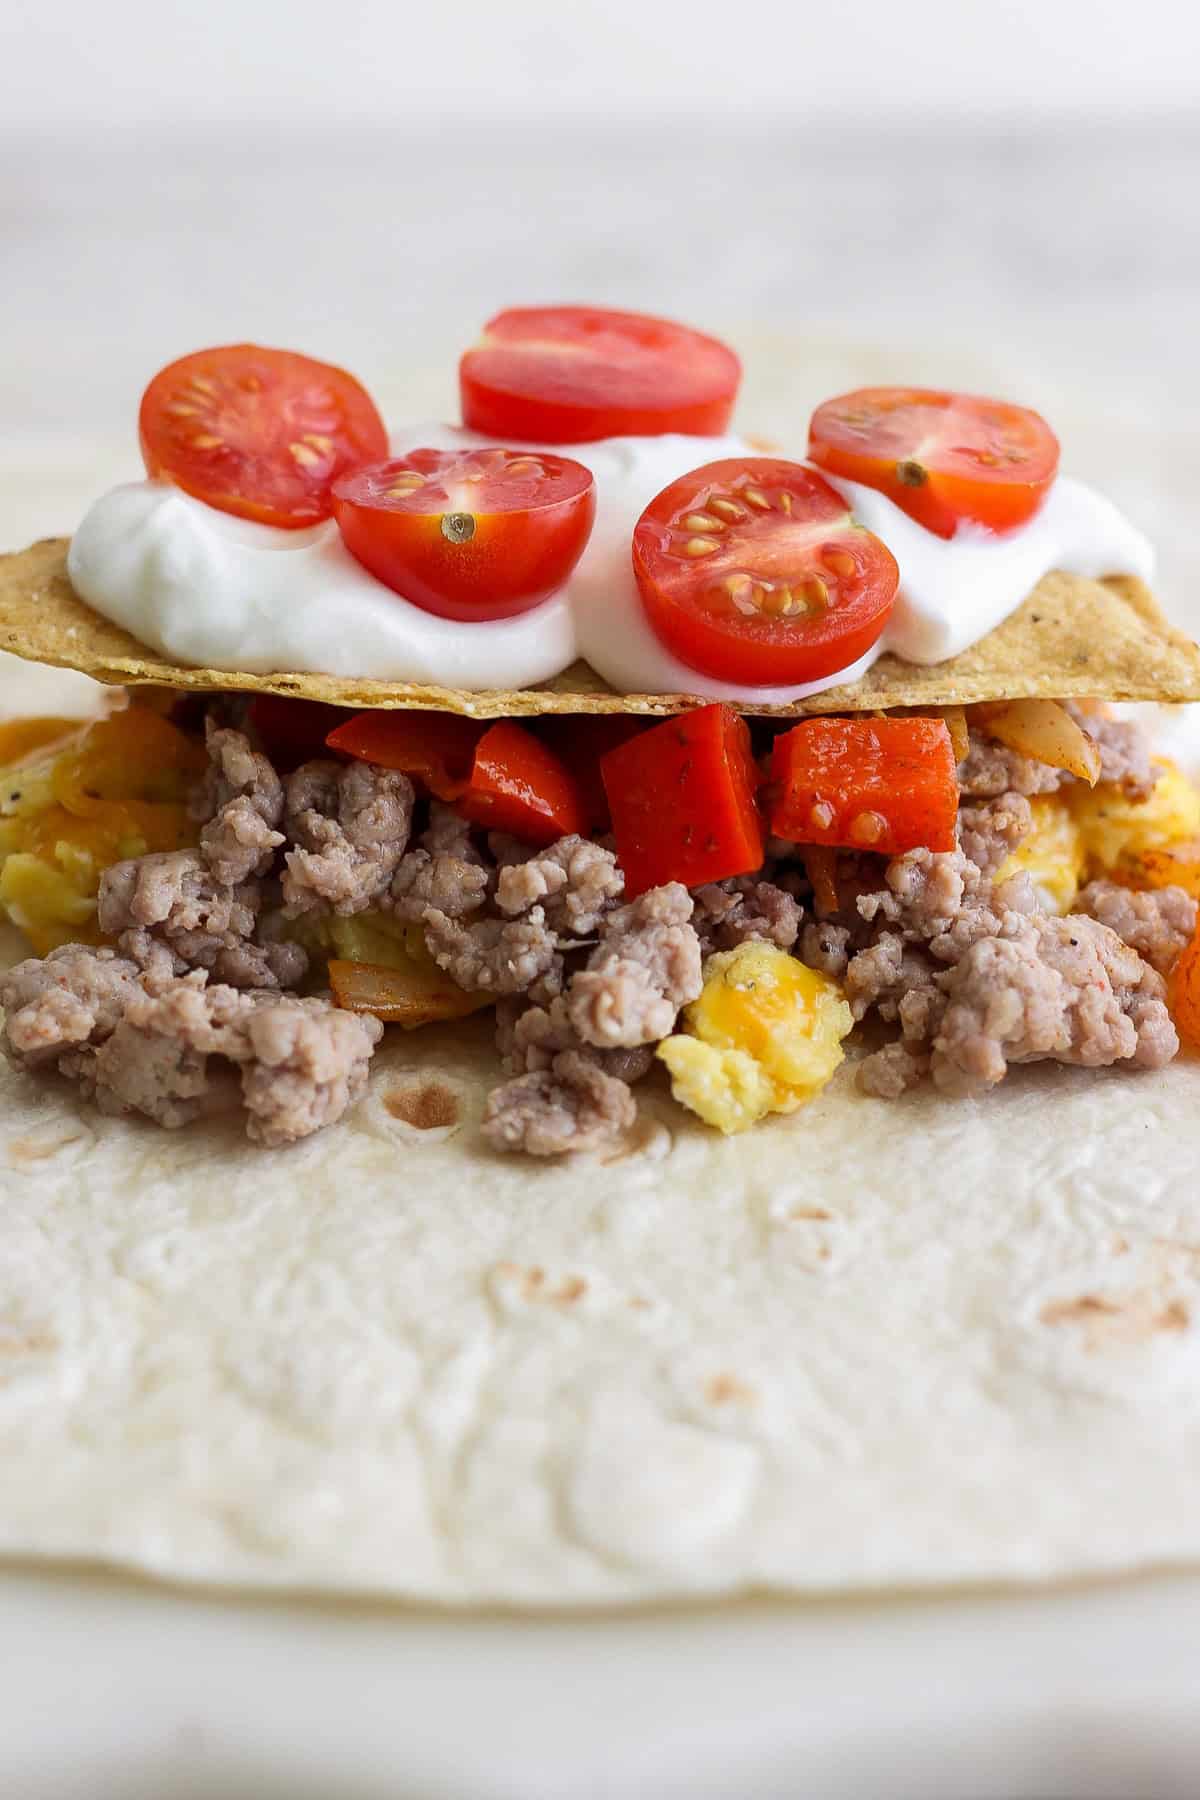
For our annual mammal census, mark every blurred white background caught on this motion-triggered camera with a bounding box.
[2,0,1199,600]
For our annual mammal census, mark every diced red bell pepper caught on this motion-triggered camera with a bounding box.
[768,715,957,855]
[535,714,649,831]
[601,702,764,898]
[454,721,588,845]
[326,710,484,800]
[250,696,355,770]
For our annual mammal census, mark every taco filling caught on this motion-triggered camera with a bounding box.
[1,310,1198,1154]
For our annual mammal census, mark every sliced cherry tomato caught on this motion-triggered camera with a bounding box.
[535,714,648,831]
[768,715,958,856]
[139,344,388,529]
[454,721,587,845]
[633,458,898,687]
[601,703,763,897]
[332,447,595,620]
[460,306,741,444]
[326,710,484,800]
[248,697,354,771]
[808,387,1060,539]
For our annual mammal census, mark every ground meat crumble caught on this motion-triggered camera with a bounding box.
[0,699,1188,1151]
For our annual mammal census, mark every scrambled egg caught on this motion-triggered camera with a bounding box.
[657,941,852,1134]
[993,759,1200,913]
[0,710,204,954]
[1068,757,1200,872]
[995,794,1087,914]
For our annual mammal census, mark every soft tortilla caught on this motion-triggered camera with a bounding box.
[1,923,1199,1605]
[3,537,1200,716]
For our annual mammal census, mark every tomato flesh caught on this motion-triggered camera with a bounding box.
[768,716,958,856]
[633,458,898,688]
[332,447,595,621]
[139,344,387,529]
[808,387,1060,539]
[460,306,741,444]
[601,703,764,897]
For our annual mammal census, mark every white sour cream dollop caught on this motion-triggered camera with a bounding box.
[67,425,1154,704]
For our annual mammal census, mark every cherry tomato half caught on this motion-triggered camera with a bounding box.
[460,306,741,444]
[808,387,1060,539]
[139,344,388,529]
[332,447,596,621]
[632,458,899,687]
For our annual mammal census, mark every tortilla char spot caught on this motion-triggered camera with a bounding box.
[706,1373,757,1406]
[7,1129,88,1163]
[384,1080,460,1130]
[1041,1290,1190,1349]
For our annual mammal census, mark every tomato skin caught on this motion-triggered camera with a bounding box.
[601,703,764,897]
[633,458,899,688]
[808,388,1060,539]
[332,448,596,621]
[769,716,958,856]
[139,344,388,529]
[460,306,741,443]
[454,721,587,844]
[326,710,484,800]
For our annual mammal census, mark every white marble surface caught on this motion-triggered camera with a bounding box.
[3,115,1200,1798]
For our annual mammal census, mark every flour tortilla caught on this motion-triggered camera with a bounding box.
[3,915,1200,1606]
[3,537,1200,716]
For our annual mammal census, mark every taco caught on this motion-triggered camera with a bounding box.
[1,314,1200,1602]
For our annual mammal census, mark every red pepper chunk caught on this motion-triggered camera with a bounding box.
[326,710,484,800]
[536,714,648,831]
[769,715,957,855]
[455,721,587,845]
[601,703,764,898]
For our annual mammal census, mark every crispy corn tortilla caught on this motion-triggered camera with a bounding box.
[2,940,1200,1605]
[3,537,1200,716]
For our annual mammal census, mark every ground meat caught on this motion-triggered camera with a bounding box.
[481,1050,636,1156]
[96,850,296,988]
[421,802,486,862]
[99,851,257,944]
[844,932,940,1026]
[857,1041,930,1098]
[692,878,801,951]
[931,913,1177,1096]
[0,944,141,1068]
[282,760,414,917]
[422,905,562,998]
[502,994,655,1084]
[857,848,986,940]
[1064,704,1157,800]
[1075,879,1197,976]
[192,724,286,884]
[238,996,382,1146]
[84,975,251,1129]
[390,848,490,921]
[69,972,380,1142]
[590,884,703,1005]
[565,883,703,1050]
[798,921,853,980]
[566,959,679,1049]
[495,836,623,936]
[957,792,1033,877]
[957,729,1065,799]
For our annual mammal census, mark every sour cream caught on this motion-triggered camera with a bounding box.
[67,426,1154,704]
